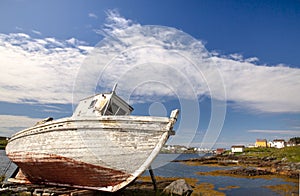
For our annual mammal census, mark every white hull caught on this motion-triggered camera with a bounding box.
[6,114,178,192]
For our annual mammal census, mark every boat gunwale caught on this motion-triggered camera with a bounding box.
[8,115,171,143]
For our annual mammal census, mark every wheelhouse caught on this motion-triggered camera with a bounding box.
[73,90,133,117]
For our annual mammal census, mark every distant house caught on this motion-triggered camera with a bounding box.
[216,148,226,155]
[270,139,286,148]
[268,142,273,148]
[231,145,245,153]
[286,141,296,147]
[255,139,268,148]
[180,147,188,151]
[247,144,256,148]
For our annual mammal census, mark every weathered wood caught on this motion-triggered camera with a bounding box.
[0,183,99,196]
[5,91,179,192]
[148,166,157,192]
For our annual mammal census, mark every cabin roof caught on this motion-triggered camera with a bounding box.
[78,92,111,101]
[73,90,134,118]
[273,139,285,142]
[231,145,245,148]
[256,139,267,142]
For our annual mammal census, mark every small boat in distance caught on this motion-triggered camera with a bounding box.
[6,84,179,192]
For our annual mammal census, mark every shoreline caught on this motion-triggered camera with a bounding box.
[130,174,299,196]
[174,153,300,179]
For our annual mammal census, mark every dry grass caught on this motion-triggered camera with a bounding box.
[263,184,299,196]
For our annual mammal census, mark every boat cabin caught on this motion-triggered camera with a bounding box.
[73,91,133,117]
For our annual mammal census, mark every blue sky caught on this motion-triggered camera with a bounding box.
[0,0,299,148]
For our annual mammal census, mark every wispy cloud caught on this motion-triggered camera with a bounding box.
[212,57,300,113]
[1,11,300,114]
[0,33,92,104]
[32,29,42,35]
[88,12,98,19]
[80,10,300,113]
[0,115,42,137]
[15,26,23,31]
[248,129,300,135]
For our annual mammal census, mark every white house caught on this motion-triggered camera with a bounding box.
[270,139,285,148]
[231,145,245,153]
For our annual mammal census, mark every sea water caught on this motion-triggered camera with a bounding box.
[144,153,296,196]
[0,150,18,181]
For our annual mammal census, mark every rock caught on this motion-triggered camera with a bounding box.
[281,157,288,162]
[162,179,193,196]
[229,168,272,176]
[34,188,44,195]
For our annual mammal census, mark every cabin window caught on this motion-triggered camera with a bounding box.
[102,101,128,116]
[116,108,126,115]
[104,105,113,115]
[111,102,119,113]
[89,99,98,109]
[103,102,117,115]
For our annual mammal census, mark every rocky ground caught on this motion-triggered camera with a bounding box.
[0,177,229,196]
[175,154,300,179]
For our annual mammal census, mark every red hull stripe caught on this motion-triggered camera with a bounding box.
[9,152,132,188]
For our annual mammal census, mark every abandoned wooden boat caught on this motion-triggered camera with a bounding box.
[5,85,179,192]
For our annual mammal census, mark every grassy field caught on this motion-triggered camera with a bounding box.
[243,146,300,162]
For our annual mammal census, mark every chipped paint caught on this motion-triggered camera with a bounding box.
[9,152,131,189]
[6,90,179,192]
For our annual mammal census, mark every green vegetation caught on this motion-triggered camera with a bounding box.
[243,146,300,162]
[288,137,300,145]
[0,137,8,150]
[0,175,5,182]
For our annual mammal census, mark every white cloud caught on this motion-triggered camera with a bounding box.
[244,57,259,63]
[75,11,217,104]
[228,53,244,61]
[32,29,42,35]
[0,115,42,137]
[74,11,300,113]
[212,57,300,113]
[66,37,86,46]
[104,10,132,31]
[0,33,92,104]
[15,26,23,31]
[1,12,300,115]
[248,129,300,135]
[88,13,98,19]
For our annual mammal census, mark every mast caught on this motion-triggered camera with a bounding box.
[102,83,118,115]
